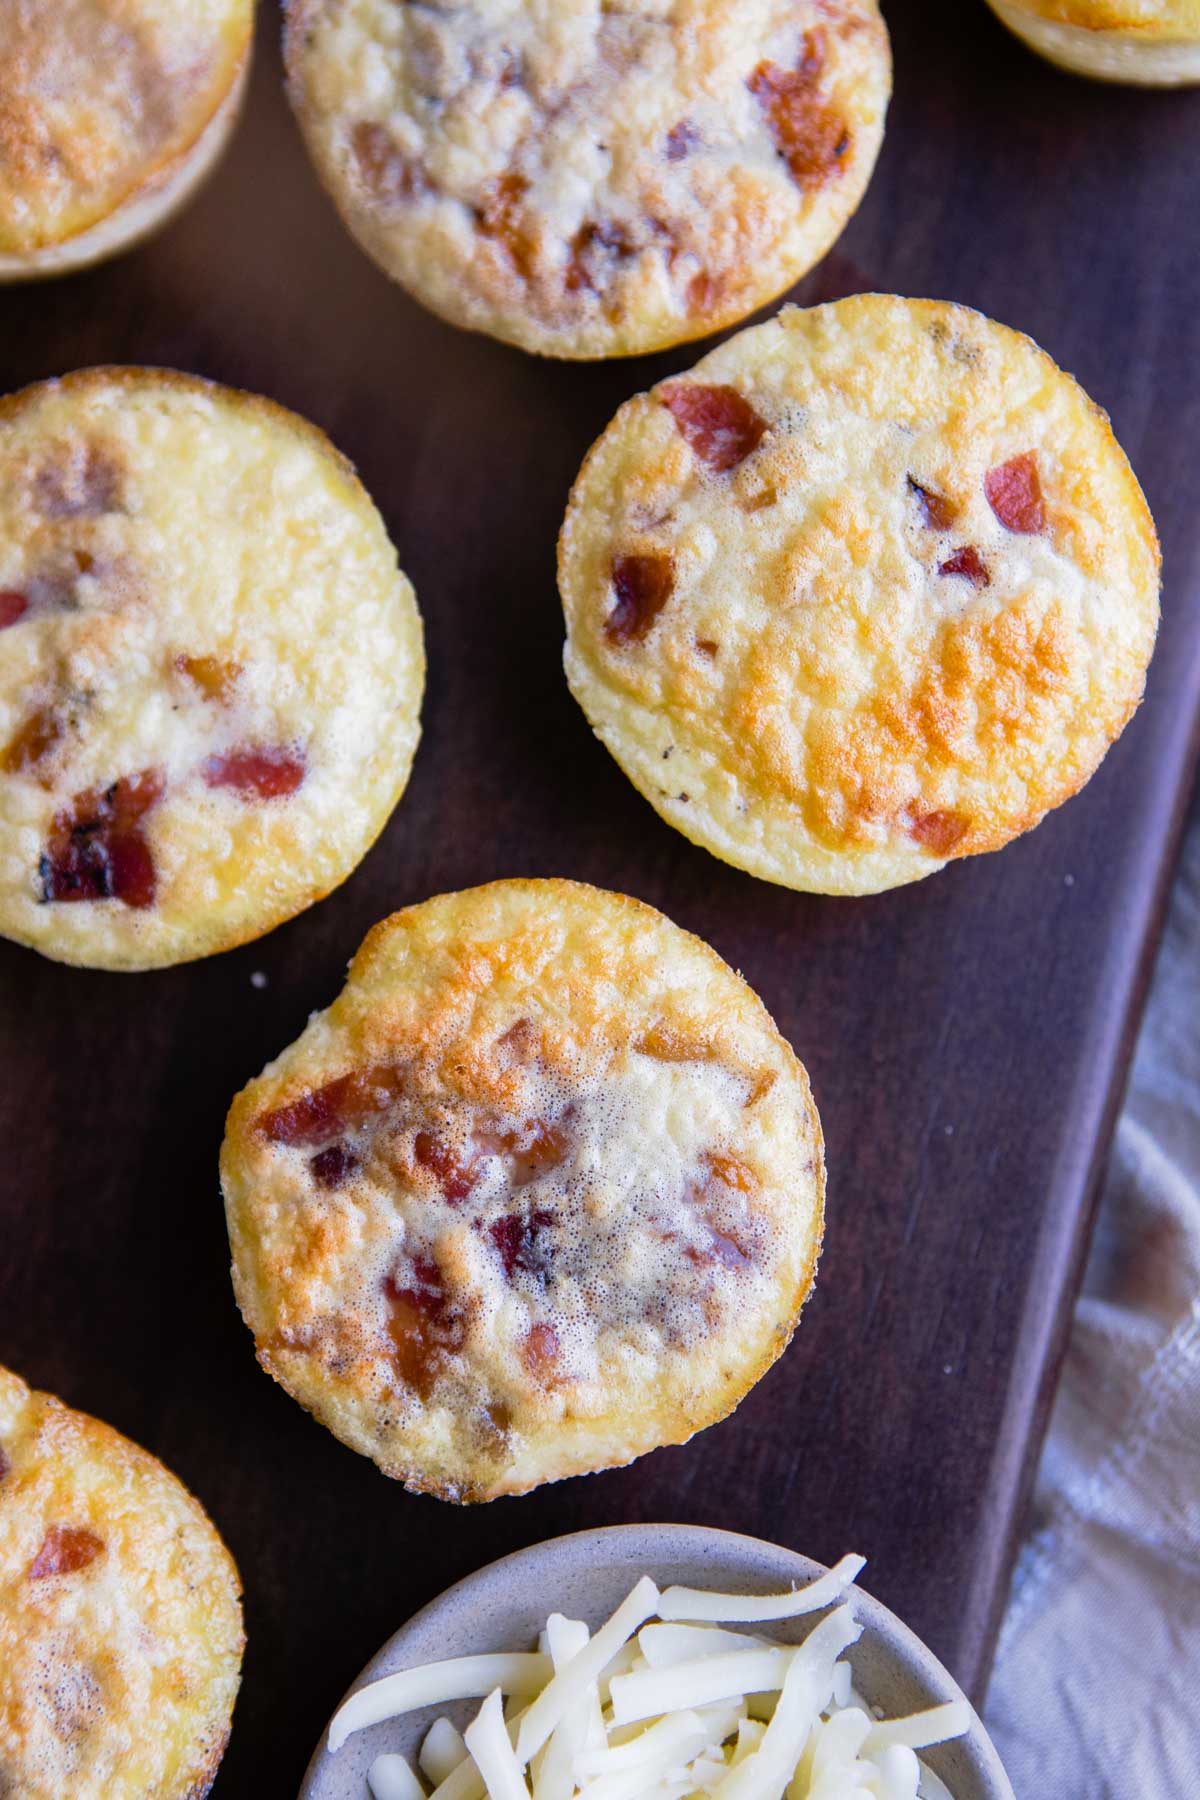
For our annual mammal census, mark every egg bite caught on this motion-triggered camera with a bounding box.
[0,1365,243,1800]
[0,367,424,970]
[0,0,253,281]
[559,295,1160,896]
[283,0,890,359]
[221,878,825,1501]
[984,0,1200,84]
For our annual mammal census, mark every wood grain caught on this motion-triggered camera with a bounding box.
[1,4,1198,1793]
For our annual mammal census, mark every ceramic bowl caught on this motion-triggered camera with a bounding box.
[299,1524,1015,1800]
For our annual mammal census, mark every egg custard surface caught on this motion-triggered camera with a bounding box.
[221,878,824,1501]
[0,0,253,274]
[0,1365,243,1800]
[0,367,424,969]
[559,295,1160,895]
[284,0,890,358]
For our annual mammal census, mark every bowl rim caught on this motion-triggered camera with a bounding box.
[300,1522,1016,1800]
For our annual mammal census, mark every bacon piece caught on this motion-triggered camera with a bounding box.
[489,1208,556,1284]
[665,120,699,161]
[0,592,28,629]
[695,638,719,660]
[686,270,723,315]
[478,1114,573,1186]
[353,121,425,203]
[748,33,851,189]
[705,1152,757,1194]
[29,1525,104,1579]
[938,546,990,587]
[310,1143,361,1189]
[40,770,164,909]
[565,218,635,294]
[605,553,675,646]
[415,1131,482,1203]
[257,1063,406,1146]
[910,809,969,856]
[480,172,536,278]
[522,1321,561,1384]
[35,444,122,518]
[2,705,63,775]
[661,382,767,473]
[202,745,306,799]
[688,1224,754,1271]
[0,1444,9,1482]
[907,475,957,531]
[985,453,1044,534]
[383,1257,465,1399]
[176,654,241,703]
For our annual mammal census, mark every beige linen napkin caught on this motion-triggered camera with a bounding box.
[986,803,1200,1797]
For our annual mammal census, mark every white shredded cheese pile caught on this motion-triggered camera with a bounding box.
[327,1554,970,1800]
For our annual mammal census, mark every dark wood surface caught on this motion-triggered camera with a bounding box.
[2,4,1198,1793]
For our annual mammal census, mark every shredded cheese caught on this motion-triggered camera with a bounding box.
[328,1656,552,1753]
[465,1692,532,1800]
[325,1555,977,1800]
[657,1556,867,1624]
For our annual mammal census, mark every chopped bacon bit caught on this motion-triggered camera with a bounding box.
[2,705,63,775]
[665,120,699,161]
[29,1525,104,1579]
[695,638,719,659]
[497,1017,536,1057]
[689,1224,754,1271]
[0,1444,9,1482]
[605,553,675,646]
[985,453,1045,534]
[383,1257,464,1399]
[310,1143,361,1189]
[910,808,969,856]
[939,545,990,587]
[353,121,425,203]
[35,444,122,519]
[522,1321,561,1383]
[415,1131,481,1203]
[489,1208,556,1283]
[748,33,851,189]
[661,382,767,473]
[0,592,28,629]
[258,1063,406,1147]
[907,475,958,531]
[176,653,241,703]
[686,269,723,315]
[480,171,536,278]
[705,1152,757,1194]
[202,745,306,799]
[565,218,636,294]
[501,1117,572,1186]
[40,769,164,909]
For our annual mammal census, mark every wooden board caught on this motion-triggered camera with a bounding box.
[2,4,1199,1793]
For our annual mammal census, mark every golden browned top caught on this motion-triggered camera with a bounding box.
[0,0,252,256]
[559,296,1160,896]
[285,0,890,358]
[0,1365,243,1800]
[1005,0,1200,32]
[0,367,424,971]
[221,879,824,1501]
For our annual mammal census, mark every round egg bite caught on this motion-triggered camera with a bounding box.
[559,295,1160,896]
[0,367,424,971]
[220,879,824,1502]
[283,0,891,359]
[0,0,253,281]
[0,1365,243,1800]
[984,0,1200,84]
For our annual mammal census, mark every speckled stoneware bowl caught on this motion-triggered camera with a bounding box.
[299,1524,1016,1800]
